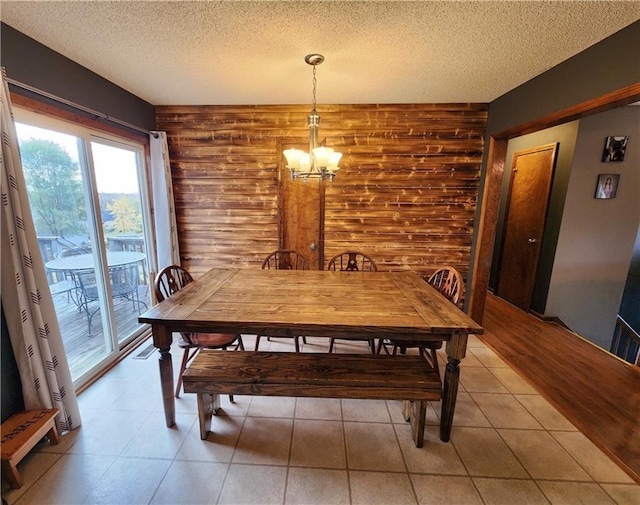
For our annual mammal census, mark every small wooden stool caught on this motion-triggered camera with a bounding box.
[1,409,60,489]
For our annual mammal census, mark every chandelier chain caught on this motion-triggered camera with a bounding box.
[312,64,317,113]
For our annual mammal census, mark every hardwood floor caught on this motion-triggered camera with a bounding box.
[481,292,640,483]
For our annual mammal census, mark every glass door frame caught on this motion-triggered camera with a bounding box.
[89,134,156,350]
[13,103,154,389]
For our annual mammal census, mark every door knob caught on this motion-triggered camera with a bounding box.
[528,238,537,244]
[310,243,317,251]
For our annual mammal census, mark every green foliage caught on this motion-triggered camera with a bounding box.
[20,139,86,237]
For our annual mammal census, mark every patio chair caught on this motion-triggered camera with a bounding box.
[49,245,91,304]
[154,265,244,399]
[74,262,147,337]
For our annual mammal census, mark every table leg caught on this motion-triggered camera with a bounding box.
[152,324,175,427]
[440,330,467,442]
[440,357,460,442]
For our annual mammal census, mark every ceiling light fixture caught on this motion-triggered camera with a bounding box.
[283,54,342,182]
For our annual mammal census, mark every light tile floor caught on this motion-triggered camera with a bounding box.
[3,334,639,505]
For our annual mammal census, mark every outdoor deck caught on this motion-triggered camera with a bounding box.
[51,284,151,379]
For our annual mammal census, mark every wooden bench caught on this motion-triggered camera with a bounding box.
[182,351,441,447]
[1,409,60,489]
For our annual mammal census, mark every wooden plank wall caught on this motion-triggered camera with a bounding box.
[155,103,487,290]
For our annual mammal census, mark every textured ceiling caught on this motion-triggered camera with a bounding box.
[2,1,639,106]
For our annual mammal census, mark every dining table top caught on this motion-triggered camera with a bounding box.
[139,267,483,340]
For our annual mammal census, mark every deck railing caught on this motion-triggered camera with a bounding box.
[610,315,640,366]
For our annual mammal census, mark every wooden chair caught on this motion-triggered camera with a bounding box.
[326,251,378,272]
[377,266,464,377]
[255,250,309,351]
[261,249,308,270]
[326,251,378,353]
[155,265,244,398]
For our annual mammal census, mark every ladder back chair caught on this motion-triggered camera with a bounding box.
[377,265,464,377]
[255,250,309,351]
[155,265,244,398]
[326,251,378,353]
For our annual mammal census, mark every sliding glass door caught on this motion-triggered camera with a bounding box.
[14,108,152,386]
[91,139,151,346]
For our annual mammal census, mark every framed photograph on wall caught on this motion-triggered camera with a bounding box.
[601,136,628,162]
[595,174,620,199]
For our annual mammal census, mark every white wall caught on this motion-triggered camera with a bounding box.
[546,106,640,349]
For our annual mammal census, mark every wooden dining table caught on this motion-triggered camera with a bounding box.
[138,268,483,441]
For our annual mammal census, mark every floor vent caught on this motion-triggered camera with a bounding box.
[133,344,156,360]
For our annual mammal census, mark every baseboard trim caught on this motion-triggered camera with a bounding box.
[530,310,573,332]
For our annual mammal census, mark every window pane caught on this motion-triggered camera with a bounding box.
[16,123,112,379]
[92,140,150,345]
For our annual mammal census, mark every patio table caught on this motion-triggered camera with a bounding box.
[45,251,145,273]
[46,251,147,334]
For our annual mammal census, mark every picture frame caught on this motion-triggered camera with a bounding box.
[601,136,628,162]
[594,174,620,199]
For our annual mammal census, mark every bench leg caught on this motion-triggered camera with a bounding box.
[409,400,427,448]
[196,393,220,440]
[46,424,61,445]
[2,459,22,489]
[402,400,412,422]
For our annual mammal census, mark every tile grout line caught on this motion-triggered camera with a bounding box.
[339,398,354,505]
[471,350,562,504]
[282,399,298,505]
[214,395,252,505]
[388,400,420,505]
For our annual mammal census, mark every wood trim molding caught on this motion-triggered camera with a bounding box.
[469,137,507,322]
[496,83,640,140]
[10,93,150,144]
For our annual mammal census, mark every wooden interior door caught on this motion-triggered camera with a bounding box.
[497,143,558,311]
[278,140,323,270]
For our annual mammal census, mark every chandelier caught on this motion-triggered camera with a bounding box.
[283,54,342,181]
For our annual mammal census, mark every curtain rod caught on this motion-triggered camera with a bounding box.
[6,77,158,138]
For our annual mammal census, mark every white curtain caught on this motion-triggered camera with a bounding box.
[0,69,81,432]
[149,131,180,275]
